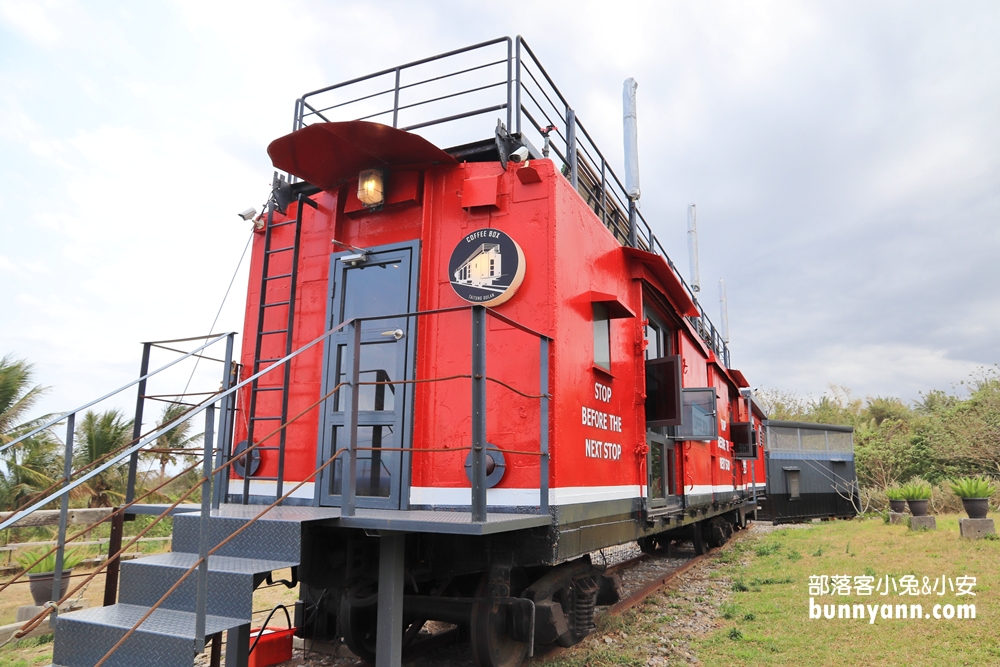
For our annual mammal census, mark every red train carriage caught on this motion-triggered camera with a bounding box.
[215,37,767,667]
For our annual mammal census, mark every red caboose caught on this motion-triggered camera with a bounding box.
[224,36,766,666]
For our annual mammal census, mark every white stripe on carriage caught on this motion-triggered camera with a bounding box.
[227,480,315,499]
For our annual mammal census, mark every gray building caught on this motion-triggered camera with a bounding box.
[757,420,859,523]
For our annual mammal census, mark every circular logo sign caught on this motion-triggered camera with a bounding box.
[448,228,525,307]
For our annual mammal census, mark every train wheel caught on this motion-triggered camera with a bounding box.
[722,521,734,540]
[340,594,378,663]
[340,591,422,664]
[691,521,707,555]
[637,536,658,554]
[706,521,728,548]
[470,575,528,667]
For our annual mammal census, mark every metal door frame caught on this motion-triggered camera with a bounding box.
[642,307,683,511]
[316,240,420,509]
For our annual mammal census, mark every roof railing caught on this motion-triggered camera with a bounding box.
[291,35,732,367]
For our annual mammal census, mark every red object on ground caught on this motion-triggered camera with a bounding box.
[248,626,296,667]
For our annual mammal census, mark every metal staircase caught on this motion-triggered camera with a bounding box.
[50,508,306,667]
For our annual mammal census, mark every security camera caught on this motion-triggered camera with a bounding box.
[238,207,257,221]
[510,146,530,163]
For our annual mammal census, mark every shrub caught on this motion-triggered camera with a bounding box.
[14,547,89,574]
[948,477,997,499]
[885,487,906,501]
[900,481,932,500]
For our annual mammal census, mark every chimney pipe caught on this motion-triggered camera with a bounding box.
[687,204,700,292]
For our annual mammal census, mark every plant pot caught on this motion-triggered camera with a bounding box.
[27,570,72,606]
[889,500,907,513]
[961,498,990,519]
[906,500,929,517]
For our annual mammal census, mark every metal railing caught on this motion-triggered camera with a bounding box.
[291,35,731,367]
[0,333,236,607]
[331,305,551,522]
[0,301,551,662]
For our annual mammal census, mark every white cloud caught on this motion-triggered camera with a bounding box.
[755,343,982,403]
[2,0,1000,418]
[0,0,62,45]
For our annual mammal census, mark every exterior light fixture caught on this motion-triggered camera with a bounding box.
[357,169,385,209]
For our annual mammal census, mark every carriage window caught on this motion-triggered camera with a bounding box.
[644,320,661,360]
[677,388,718,440]
[645,356,682,426]
[593,303,611,372]
[643,311,673,360]
[731,421,758,459]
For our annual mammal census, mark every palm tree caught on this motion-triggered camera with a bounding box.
[0,355,50,444]
[0,436,59,511]
[74,410,133,508]
[147,403,203,482]
[0,355,59,511]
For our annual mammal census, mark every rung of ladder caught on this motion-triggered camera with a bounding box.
[270,220,297,228]
[266,246,295,255]
[251,416,282,421]
[264,273,293,281]
[254,386,284,392]
[258,329,289,336]
[261,300,290,308]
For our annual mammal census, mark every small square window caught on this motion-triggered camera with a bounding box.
[787,470,800,499]
[593,303,611,372]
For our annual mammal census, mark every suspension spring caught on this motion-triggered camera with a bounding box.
[572,576,600,638]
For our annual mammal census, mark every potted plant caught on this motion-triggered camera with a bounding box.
[15,548,87,606]
[900,482,932,517]
[886,487,907,513]
[948,477,996,519]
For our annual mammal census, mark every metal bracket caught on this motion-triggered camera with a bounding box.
[265,566,299,589]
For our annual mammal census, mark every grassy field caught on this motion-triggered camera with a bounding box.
[3,517,999,666]
[698,514,1000,667]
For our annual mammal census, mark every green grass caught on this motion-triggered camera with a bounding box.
[697,514,1000,667]
[1,633,54,667]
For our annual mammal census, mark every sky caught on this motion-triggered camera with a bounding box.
[1,1,998,424]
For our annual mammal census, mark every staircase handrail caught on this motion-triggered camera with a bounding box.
[0,320,351,532]
[0,332,233,456]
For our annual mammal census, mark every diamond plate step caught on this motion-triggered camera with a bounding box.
[119,552,297,618]
[171,512,301,561]
[52,603,243,667]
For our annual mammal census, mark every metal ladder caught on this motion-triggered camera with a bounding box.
[242,175,317,503]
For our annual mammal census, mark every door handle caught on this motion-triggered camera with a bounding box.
[381,328,404,340]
